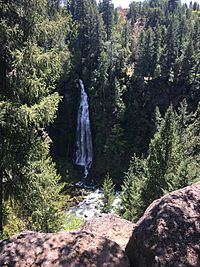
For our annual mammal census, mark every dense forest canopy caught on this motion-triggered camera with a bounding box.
[0,0,199,235]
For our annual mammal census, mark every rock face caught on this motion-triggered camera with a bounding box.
[81,214,134,250]
[125,182,200,267]
[0,230,130,267]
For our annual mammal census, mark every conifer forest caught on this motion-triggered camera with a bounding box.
[0,0,199,237]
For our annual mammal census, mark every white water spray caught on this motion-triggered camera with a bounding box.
[75,80,93,177]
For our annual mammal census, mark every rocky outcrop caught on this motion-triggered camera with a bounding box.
[125,182,200,267]
[81,214,135,250]
[0,230,130,267]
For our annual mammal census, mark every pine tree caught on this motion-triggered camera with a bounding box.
[142,106,181,206]
[192,18,200,85]
[0,0,70,235]
[99,0,114,40]
[168,0,181,13]
[101,174,115,213]
[141,105,196,208]
[68,0,106,83]
[180,39,195,82]
[120,103,199,219]
[127,1,142,25]
[152,25,162,77]
[103,124,126,180]
[11,139,65,233]
[137,28,155,78]
[177,100,200,184]
[160,18,179,80]
[120,155,147,222]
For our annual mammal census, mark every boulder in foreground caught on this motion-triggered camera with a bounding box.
[125,182,200,267]
[0,230,130,267]
[81,213,134,250]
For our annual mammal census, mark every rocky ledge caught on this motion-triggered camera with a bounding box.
[1,182,200,267]
[126,182,200,267]
[0,230,130,267]
[81,213,134,250]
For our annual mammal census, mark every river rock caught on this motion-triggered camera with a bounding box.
[125,182,200,267]
[0,230,130,267]
[81,214,135,250]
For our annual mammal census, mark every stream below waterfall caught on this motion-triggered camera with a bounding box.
[70,80,121,219]
[66,187,122,220]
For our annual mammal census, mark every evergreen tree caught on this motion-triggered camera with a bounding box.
[0,0,70,235]
[120,155,147,222]
[180,39,195,82]
[168,0,181,13]
[87,7,128,181]
[99,0,114,40]
[177,100,200,183]
[11,139,65,233]
[101,174,115,213]
[137,28,155,78]
[160,18,179,80]
[142,105,194,208]
[127,1,142,25]
[146,7,164,28]
[192,18,200,85]
[193,1,200,11]
[68,0,106,83]
[104,124,126,181]
[152,25,162,77]
[121,103,199,220]
[142,106,181,206]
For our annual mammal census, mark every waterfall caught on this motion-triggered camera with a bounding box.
[75,80,93,177]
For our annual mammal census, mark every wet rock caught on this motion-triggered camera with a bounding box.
[125,182,200,267]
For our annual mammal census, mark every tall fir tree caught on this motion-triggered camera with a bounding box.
[160,19,179,80]
[0,0,70,235]
[68,0,106,83]
[142,106,181,206]
[141,105,197,208]
[101,174,115,213]
[137,28,155,78]
[120,155,147,222]
[99,0,114,40]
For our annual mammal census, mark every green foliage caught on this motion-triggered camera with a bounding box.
[137,28,155,78]
[104,124,126,181]
[59,0,199,184]
[142,103,199,209]
[0,0,72,234]
[101,174,115,213]
[176,100,200,184]
[63,214,85,231]
[120,155,147,222]
[121,103,199,220]
[99,0,114,40]
[16,141,65,233]
[142,106,182,206]
[1,202,25,240]
[0,0,199,234]
[68,0,106,81]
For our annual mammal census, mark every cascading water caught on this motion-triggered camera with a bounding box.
[75,80,93,177]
